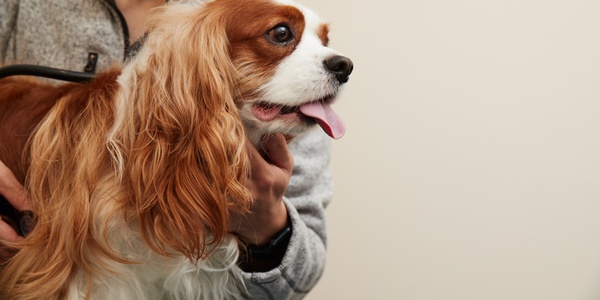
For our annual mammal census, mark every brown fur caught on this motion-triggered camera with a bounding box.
[318,23,330,46]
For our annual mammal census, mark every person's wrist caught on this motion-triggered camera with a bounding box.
[238,200,288,246]
[238,212,292,272]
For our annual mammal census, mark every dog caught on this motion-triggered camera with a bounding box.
[0,0,352,298]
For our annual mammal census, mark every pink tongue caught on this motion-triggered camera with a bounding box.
[299,102,346,139]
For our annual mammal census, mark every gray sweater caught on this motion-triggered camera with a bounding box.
[0,0,332,299]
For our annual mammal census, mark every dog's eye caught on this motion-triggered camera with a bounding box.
[267,25,293,44]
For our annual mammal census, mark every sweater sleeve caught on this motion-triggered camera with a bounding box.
[239,129,333,300]
[0,0,18,64]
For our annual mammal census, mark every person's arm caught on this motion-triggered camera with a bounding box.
[230,134,293,249]
[0,0,19,63]
[238,130,333,299]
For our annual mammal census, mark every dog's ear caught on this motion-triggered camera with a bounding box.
[123,3,251,260]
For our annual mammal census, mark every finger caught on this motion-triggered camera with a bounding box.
[0,160,30,211]
[262,134,294,173]
[246,140,279,179]
[0,218,23,243]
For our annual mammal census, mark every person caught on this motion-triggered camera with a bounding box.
[0,0,334,298]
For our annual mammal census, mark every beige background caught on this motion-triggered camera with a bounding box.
[299,0,600,299]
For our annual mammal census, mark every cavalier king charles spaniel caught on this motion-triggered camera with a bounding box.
[0,0,352,298]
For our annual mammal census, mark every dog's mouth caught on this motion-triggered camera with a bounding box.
[251,96,345,139]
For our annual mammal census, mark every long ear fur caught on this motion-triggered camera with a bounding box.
[112,2,251,260]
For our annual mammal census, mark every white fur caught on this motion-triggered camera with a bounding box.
[67,234,243,300]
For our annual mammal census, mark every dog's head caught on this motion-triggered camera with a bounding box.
[220,0,353,145]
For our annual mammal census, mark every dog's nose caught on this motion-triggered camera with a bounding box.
[324,55,353,84]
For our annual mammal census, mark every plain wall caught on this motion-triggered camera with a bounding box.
[299,0,600,299]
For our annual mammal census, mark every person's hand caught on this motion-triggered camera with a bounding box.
[0,160,30,242]
[229,134,293,246]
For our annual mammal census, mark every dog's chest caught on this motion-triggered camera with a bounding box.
[67,237,243,300]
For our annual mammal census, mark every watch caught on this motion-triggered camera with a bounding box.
[245,223,292,259]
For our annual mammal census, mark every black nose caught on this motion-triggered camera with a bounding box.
[324,55,353,84]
